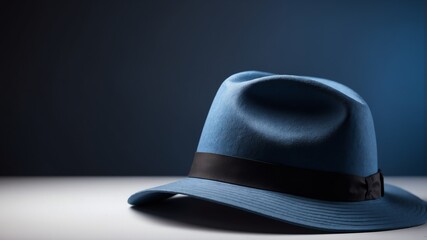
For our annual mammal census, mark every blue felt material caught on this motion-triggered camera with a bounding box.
[128,71,427,232]
[128,177,427,232]
[197,71,377,176]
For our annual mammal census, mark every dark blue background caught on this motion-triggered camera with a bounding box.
[0,0,426,175]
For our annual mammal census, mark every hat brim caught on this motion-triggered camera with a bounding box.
[128,177,427,232]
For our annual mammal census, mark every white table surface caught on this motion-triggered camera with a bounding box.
[0,177,426,240]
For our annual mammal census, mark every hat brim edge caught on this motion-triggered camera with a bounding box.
[128,177,427,232]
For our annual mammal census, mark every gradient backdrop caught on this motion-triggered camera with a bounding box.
[0,0,426,175]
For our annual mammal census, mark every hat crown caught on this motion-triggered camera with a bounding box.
[197,71,377,177]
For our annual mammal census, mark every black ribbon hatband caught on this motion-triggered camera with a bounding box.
[189,152,384,202]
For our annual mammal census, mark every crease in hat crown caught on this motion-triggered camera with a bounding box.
[197,71,377,177]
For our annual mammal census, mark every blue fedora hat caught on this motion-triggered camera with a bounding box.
[128,71,427,232]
